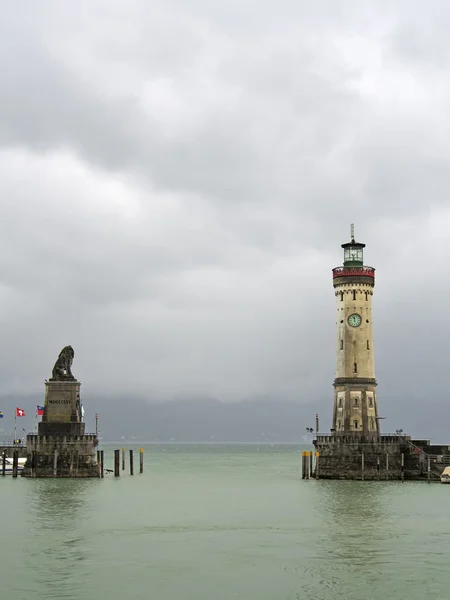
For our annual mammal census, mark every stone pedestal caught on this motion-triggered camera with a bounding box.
[40,380,82,429]
[22,379,99,478]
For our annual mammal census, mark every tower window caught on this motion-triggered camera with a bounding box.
[340,292,344,301]
[352,290,356,300]
[338,397,343,407]
[354,362,357,373]
[367,340,370,350]
[354,420,358,430]
[370,418,375,429]
[340,339,343,350]
[354,397,358,406]
[337,419,341,430]
[368,396,373,407]
[365,292,368,301]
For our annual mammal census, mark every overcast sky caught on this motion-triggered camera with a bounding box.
[1,1,450,435]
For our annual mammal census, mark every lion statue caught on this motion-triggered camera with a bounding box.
[50,345,76,381]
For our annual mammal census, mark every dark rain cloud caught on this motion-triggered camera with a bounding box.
[0,0,449,437]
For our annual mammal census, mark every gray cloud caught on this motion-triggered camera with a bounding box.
[0,0,449,439]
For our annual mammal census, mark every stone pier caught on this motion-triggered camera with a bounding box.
[314,433,450,481]
[22,345,99,478]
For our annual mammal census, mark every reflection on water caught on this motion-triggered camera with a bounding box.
[31,479,97,528]
[24,480,100,600]
[317,481,391,570]
[2,445,450,600]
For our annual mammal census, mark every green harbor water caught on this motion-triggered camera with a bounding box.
[2,443,450,600]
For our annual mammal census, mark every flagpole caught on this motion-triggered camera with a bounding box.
[14,410,16,443]
[35,408,38,434]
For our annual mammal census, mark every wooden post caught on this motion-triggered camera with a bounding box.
[129,449,134,475]
[377,457,380,479]
[401,452,404,482]
[53,449,58,477]
[309,452,313,479]
[315,452,320,480]
[100,450,104,478]
[361,451,364,481]
[2,452,6,476]
[122,448,125,471]
[31,450,36,478]
[386,453,389,480]
[97,451,101,477]
[427,457,431,484]
[114,449,120,477]
[139,448,143,474]
[301,452,305,479]
[12,450,18,478]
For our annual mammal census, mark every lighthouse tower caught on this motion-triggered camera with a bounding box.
[332,226,379,438]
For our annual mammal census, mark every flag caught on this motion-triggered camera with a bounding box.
[16,408,25,417]
[0,411,3,418]
[36,405,44,416]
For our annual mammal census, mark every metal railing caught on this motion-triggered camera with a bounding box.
[332,266,375,278]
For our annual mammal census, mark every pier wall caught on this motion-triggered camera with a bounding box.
[22,434,99,478]
[0,445,27,459]
[313,435,450,481]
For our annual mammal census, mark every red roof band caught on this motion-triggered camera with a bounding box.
[332,266,375,279]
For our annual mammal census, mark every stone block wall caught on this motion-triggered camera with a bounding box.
[22,434,99,478]
[314,436,438,481]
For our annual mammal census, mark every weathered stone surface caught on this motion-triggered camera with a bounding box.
[40,380,82,432]
[22,434,98,478]
[314,435,450,481]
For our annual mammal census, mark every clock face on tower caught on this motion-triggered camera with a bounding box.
[348,313,362,327]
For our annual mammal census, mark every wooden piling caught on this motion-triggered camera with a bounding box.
[139,448,143,474]
[361,451,364,481]
[386,453,389,480]
[122,448,125,471]
[114,449,120,477]
[53,450,58,477]
[301,452,306,479]
[401,452,404,482]
[427,457,431,484]
[32,450,37,478]
[2,452,6,476]
[315,452,320,480]
[309,452,313,479]
[377,457,380,479]
[100,450,104,478]
[97,450,101,477]
[129,449,134,475]
[12,450,18,478]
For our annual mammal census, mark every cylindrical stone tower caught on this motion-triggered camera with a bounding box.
[332,226,379,438]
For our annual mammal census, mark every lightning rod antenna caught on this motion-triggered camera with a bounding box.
[350,223,355,242]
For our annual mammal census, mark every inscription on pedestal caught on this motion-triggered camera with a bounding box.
[43,381,81,423]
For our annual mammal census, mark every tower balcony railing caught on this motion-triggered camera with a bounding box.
[314,432,412,445]
[332,266,375,279]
